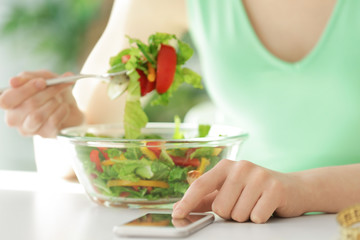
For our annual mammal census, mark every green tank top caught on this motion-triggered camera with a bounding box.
[187,0,360,172]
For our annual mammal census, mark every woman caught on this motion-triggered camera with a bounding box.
[0,0,359,223]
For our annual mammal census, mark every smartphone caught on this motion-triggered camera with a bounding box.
[113,212,214,238]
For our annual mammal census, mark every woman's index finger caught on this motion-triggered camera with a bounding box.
[172,159,233,218]
[10,70,58,88]
[0,78,46,109]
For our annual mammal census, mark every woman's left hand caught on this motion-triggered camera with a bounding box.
[172,159,305,223]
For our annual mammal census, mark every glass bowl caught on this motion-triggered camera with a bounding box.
[57,122,248,207]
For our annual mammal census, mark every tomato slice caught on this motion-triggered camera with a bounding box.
[156,44,177,94]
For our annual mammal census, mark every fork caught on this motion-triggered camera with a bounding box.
[0,70,128,94]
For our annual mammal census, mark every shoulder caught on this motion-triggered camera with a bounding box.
[109,0,188,41]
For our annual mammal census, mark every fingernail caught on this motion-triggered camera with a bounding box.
[172,206,184,218]
[172,202,179,210]
[10,77,21,87]
[61,72,73,77]
[23,117,41,133]
[34,78,46,90]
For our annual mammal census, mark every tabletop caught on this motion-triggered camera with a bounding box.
[0,170,342,240]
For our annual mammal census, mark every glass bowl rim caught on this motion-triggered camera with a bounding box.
[57,122,248,144]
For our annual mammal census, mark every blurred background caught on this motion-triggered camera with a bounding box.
[0,0,210,171]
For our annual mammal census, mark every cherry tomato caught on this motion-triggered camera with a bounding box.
[156,44,177,94]
[121,54,131,63]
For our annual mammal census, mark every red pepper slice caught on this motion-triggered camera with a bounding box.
[137,69,156,96]
[146,186,153,193]
[145,80,155,94]
[156,44,177,94]
[146,141,162,158]
[97,147,109,160]
[171,156,200,167]
[137,69,148,97]
[185,148,197,158]
[90,149,103,173]
[120,192,130,197]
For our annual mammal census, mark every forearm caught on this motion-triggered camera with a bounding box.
[294,163,360,213]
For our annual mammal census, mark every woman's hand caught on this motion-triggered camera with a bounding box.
[172,159,306,223]
[0,70,84,138]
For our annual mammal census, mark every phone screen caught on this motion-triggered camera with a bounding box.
[123,213,208,228]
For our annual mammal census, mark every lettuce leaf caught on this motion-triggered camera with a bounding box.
[190,147,214,159]
[124,101,148,139]
[159,149,175,167]
[151,161,171,181]
[198,124,211,137]
[172,115,184,139]
[176,41,194,65]
[150,67,202,106]
[123,69,148,139]
[124,147,142,160]
[168,166,187,182]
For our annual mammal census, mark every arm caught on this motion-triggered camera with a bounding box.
[172,159,360,223]
[74,0,188,124]
[292,164,360,213]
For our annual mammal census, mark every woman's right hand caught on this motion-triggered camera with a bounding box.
[0,70,84,138]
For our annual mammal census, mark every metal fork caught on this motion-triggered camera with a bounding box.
[0,70,128,94]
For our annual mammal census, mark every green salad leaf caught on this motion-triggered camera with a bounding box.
[151,161,171,181]
[173,115,184,139]
[123,147,142,160]
[198,124,211,137]
[190,147,214,159]
[124,101,148,139]
[150,66,202,106]
[169,166,187,182]
[159,150,175,167]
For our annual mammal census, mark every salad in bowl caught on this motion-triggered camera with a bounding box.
[58,122,248,206]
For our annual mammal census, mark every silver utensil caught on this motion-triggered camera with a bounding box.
[0,70,129,95]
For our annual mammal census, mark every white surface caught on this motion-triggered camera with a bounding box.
[0,170,341,240]
[33,136,74,179]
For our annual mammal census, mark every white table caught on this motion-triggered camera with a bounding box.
[0,170,342,240]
